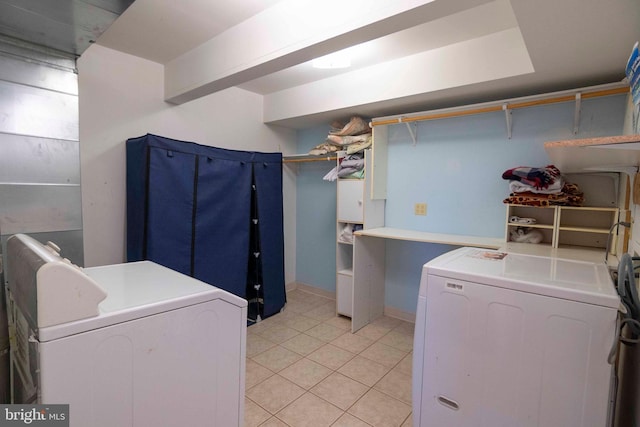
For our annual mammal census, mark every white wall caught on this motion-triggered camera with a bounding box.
[77,44,297,286]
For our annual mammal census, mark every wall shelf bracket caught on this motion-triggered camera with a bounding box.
[573,92,582,134]
[400,118,418,146]
[503,103,512,139]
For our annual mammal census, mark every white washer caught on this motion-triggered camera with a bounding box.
[412,247,620,427]
[6,234,247,427]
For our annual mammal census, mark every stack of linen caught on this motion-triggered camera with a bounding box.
[309,116,372,156]
[502,165,584,206]
[323,152,364,181]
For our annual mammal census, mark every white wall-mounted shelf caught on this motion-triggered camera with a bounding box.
[544,134,640,173]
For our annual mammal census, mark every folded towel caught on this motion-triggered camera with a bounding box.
[509,216,537,225]
[502,165,561,190]
[509,179,563,195]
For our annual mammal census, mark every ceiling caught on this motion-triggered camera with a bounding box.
[2,0,639,128]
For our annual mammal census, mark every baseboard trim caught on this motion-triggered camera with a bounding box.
[293,282,336,301]
[285,282,298,293]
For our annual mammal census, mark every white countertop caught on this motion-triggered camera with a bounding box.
[355,227,504,249]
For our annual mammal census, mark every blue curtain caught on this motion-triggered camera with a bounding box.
[126,134,286,318]
[193,156,252,299]
[254,161,286,318]
[146,148,197,275]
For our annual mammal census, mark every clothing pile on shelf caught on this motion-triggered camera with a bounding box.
[323,152,364,181]
[310,116,373,181]
[337,223,363,244]
[309,116,372,156]
[502,164,584,207]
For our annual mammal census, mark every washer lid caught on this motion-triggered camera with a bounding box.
[38,261,247,342]
[423,247,619,309]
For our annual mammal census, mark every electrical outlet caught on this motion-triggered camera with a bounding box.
[414,203,427,216]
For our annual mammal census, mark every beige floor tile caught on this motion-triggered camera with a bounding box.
[247,334,277,357]
[355,324,391,341]
[280,358,332,390]
[331,413,372,427]
[258,325,301,344]
[259,314,286,327]
[296,290,332,303]
[246,300,415,427]
[323,316,352,331]
[348,389,411,427]
[304,294,334,307]
[246,359,275,389]
[259,417,290,427]
[392,321,415,337]
[306,323,346,342]
[370,316,403,330]
[394,353,412,377]
[374,369,412,404]
[252,345,302,372]
[331,333,374,354]
[283,315,322,332]
[277,393,343,427]
[271,309,303,322]
[286,289,308,300]
[248,321,276,335]
[246,375,305,414]
[306,304,337,321]
[338,356,390,387]
[281,333,326,356]
[245,397,272,427]
[287,300,321,314]
[307,344,356,371]
[378,330,413,352]
[359,342,407,368]
[311,372,369,411]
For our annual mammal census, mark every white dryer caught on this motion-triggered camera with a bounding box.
[412,247,620,427]
[5,233,247,427]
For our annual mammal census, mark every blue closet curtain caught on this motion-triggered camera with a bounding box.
[126,134,285,318]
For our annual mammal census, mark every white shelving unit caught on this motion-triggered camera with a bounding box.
[336,176,361,317]
[335,150,384,318]
[505,204,619,252]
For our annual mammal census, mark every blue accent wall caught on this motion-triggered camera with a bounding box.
[385,95,627,236]
[296,94,628,312]
[295,126,337,292]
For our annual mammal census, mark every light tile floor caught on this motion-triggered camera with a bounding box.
[245,289,414,427]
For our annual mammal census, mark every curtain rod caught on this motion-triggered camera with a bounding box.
[283,155,338,164]
[370,84,629,127]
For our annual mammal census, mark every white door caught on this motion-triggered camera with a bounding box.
[336,272,353,317]
[337,180,364,223]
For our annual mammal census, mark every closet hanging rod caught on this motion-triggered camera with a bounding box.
[283,155,338,164]
[370,85,629,127]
